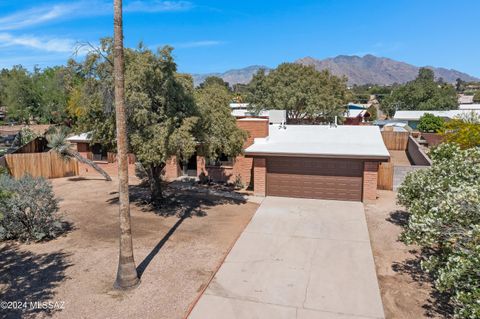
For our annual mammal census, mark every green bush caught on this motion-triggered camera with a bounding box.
[397,143,480,318]
[417,113,445,133]
[0,174,64,242]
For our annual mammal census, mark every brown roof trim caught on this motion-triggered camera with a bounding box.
[245,152,390,161]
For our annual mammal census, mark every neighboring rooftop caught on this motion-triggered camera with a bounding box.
[245,125,389,159]
[67,132,92,143]
[458,94,474,104]
[459,103,480,110]
[394,109,480,121]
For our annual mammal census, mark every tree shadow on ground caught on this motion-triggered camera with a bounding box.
[107,183,247,278]
[387,210,454,318]
[386,209,410,227]
[0,244,72,319]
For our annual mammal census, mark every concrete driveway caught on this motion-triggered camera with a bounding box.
[188,197,385,319]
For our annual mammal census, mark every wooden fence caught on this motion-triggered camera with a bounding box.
[381,131,409,150]
[377,162,394,190]
[5,152,78,179]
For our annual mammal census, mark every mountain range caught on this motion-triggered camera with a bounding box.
[191,54,479,86]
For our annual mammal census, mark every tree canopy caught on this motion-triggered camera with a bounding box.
[71,38,245,200]
[417,113,445,133]
[381,68,457,118]
[0,65,72,124]
[442,112,480,149]
[246,63,350,123]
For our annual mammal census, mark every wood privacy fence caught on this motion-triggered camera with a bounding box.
[5,152,78,179]
[381,131,409,150]
[377,162,394,190]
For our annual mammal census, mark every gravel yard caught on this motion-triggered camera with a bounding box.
[0,173,258,319]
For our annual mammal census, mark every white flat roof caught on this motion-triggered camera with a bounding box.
[394,109,480,121]
[459,104,480,110]
[67,132,92,142]
[245,125,390,159]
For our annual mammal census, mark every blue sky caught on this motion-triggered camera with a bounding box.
[0,0,479,77]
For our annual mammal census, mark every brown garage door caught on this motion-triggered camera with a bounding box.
[266,157,363,201]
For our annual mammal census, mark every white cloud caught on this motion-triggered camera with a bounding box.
[0,1,192,31]
[0,33,76,53]
[125,1,193,13]
[175,40,224,48]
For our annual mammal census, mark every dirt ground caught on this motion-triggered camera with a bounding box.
[364,190,446,319]
[0,171,258,319]
[388,150,412,166]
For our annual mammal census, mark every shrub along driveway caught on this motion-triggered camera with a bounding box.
[189,196,385,319]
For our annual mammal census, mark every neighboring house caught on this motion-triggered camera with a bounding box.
[67,133,108,162]
[393,110,480,129]
[373,119,408,129]
[344,103,371,125]
[244,125,390,202]
[230,103,287,124]
[458,94,474,104]
[459,103,480,110]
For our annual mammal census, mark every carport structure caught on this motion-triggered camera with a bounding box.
[245,125,390,202]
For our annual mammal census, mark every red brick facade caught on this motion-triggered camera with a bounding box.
[362,161,379,202]
[253,157,266,196]
[194,118,269,186]
[164,156,181,181]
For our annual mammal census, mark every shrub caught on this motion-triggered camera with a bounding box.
[397,143,480,318]
[443,111,480,149]
[417,113,445,133]
[0,174,64,242]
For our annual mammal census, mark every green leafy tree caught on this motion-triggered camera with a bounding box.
[2,66,39,122]
[32,67,69,124]
[397,144,480,318]
[417,113,445,133]
[199,76,231,91]
[194,82,247,161]
[381,68,457,118]
[247,63,350,123]
[442,112,480,149]
[473,91,480,102]
[366,105,378,121]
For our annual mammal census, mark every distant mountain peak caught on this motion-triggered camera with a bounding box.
[191,54,478,86]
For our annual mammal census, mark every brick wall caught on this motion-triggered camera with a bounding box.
[196,119,269,186]
[253,157,266,196]
[363,161,379,202]
[164,155,181,181]
[236,119,269,148]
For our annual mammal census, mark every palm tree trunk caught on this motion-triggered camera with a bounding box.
[68,150,112,181]
[113,0,139,289]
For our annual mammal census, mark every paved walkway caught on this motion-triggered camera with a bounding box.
[188,197,385,319]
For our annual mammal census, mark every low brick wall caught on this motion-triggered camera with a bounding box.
[407,136,432,166]
[421,132,444,147]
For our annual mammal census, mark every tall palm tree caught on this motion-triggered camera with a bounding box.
[47,127,112,181]
[113,0,139,289]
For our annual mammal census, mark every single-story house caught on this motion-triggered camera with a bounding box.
[393,110,480,129]
[344,103,371,125]
[459,103,480,110]
[458,94,474,104]
[244,124,389,202]
[67,132,109,161]
[164,117,270,184]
